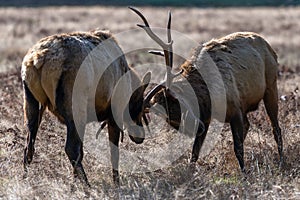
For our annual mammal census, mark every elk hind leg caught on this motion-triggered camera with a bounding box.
[23,82,45,167]
[230,111,245,172]
[263,87,283,167]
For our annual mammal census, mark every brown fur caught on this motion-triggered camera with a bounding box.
[151,32,283,171]
[22,29,149,185]
[22,30,115,110]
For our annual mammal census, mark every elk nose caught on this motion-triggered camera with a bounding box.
[129,135,144,144]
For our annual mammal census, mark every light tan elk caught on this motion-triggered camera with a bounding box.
[129,7,283,172]
[22,30,151,185]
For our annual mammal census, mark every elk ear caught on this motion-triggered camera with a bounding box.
[141,71,151,89]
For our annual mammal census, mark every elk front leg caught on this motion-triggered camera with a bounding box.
[23,82,44,167]
[108,120,120,185]
[230,112,245,172]
[56,76,90,186]
[243,114,250,142]
[65,120,89,186]
[191,122,210,163]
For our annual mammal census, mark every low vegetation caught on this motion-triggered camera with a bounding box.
[0,6,299,199]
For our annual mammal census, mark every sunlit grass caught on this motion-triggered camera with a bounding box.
[0,6,299,199]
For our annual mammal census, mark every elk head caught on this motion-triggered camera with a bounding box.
[126,71,151,144]
[129,7,205,137]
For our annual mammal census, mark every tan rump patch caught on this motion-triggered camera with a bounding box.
[22,63,48,105]
[40,61,63,110]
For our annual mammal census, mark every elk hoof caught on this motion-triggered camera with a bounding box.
[74,165,90,187]
[279,159,285,170]
[112,169,120,186]
[23,147,34,165]
[190,155,198,163]
[187,162,197,172]
[241,167,246,174]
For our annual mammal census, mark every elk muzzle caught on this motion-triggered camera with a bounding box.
[127,123,145,144]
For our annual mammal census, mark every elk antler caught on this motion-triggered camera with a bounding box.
[129,6,183,106]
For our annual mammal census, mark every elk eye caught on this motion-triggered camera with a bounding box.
[149,98,155,106]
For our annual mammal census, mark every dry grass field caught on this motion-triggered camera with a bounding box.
[0,6,299,199]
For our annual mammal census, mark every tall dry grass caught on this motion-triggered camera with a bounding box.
[1,6,300,72]
[0,6,299,199]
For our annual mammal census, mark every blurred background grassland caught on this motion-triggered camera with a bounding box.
[0,1,299,199]
[0,0,299,7]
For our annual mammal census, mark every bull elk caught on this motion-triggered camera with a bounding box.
[22,30,151,185]
[129,7,283,172]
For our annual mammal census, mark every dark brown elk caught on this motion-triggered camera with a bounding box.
[129,7,283,172]
[22,30,151,185]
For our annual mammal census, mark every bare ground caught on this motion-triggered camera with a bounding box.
[0,6,299,199]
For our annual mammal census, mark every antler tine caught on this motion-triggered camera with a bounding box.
[165,10,173,88]
[129,7,182,106]
[129,6,171,50]
[167,11,172,43]
[129,7,175,86]
[128,6,149,26]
